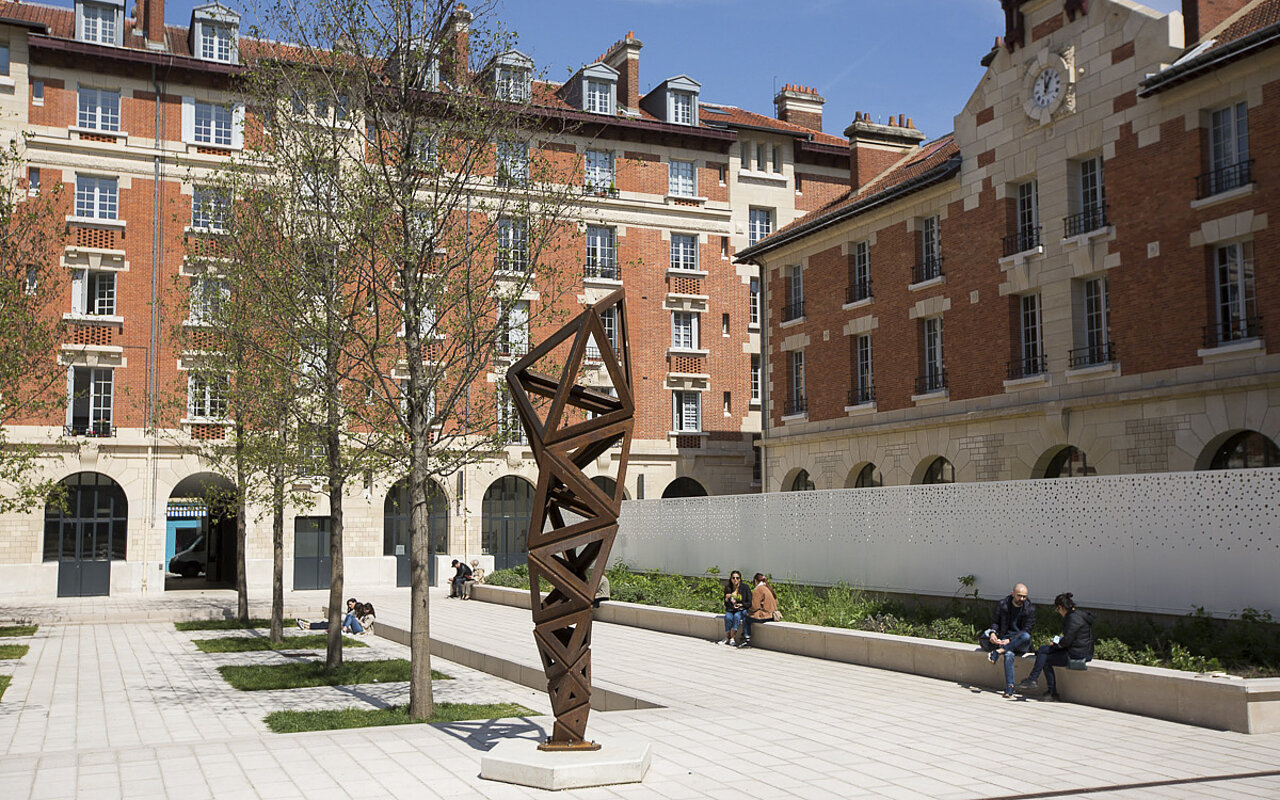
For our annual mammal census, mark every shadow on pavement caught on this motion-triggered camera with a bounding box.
[433,717,547,751]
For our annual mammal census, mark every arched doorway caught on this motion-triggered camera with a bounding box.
[1205,430,1280,470]
[166,473,238,590]
[918,456,955,484]
[788,469,816,491]
[385,478,449,587]
[847,462,882,488]
[590,475,629,500]
[482,476,535,572]
[1038,446,1095,478]
[44,472,127,597]
[662,476,707,498]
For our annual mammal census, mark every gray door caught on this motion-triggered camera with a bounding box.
[293,517,331,591]
[385,480,448,588]
[482,476,533,573]
[45,473,125,598]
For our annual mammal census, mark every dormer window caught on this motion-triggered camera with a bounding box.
[77,0,124,46]
[641,75,701,126]
[671,92,694,125]
[586,80,612,114]
[575,63,618,116]
[489,50,534,103]
[200,24,234,62]
[190,3,240,65]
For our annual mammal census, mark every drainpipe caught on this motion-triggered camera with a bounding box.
[143,62,164,592]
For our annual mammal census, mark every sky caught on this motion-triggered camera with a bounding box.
[160,0,1186,142]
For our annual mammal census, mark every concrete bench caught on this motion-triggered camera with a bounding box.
[471,583,1280,734]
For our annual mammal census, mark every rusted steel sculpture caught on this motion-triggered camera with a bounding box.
[505,288,633,751]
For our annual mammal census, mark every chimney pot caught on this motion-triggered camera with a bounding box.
[774,81,825,132]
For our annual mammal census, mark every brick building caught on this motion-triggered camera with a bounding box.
[739,0,1280,492]
[0,1,849,596]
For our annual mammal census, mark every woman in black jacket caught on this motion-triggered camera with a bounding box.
[1016,592,1094,700]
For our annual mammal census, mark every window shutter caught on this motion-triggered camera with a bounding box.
[231,103,245,149]
[181,97,195,143]
[65,366,75,428]
[72,269,87,314]
[187,375,197,418]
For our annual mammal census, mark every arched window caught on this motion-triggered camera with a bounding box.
[481,476,534,571]
[1209,431,1280,470]
[788,469,815,491]
[44,472,127,596]
[384,478,449,586]
[920,457,954,484]
[662,476,707,498]
[1043,446,1093,478]
[851,463,881,488]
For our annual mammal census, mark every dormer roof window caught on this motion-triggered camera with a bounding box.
[641,75,701,126]
[490,50,533,103]
[190,3,240,64]
[386,37,438,90]
[579,63,618,115]
[76,0,124,47]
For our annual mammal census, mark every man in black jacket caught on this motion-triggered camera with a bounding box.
[449,559,472,598]
[981,583,1036,696]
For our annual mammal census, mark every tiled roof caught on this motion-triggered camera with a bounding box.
[1142,0,1280,94]
[698,103,847,147]
[1214,0,1280,47]
[0,1,199,55]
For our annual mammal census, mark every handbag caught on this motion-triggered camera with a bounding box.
[1068,657,1088,670]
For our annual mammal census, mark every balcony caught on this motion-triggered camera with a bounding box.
[845,279,872,305]
[1068,342,1117,369]
[1196,159,1253,200]
[1006,355,1046,380]
[1063,205,1108,238]
[1203,315,1263,348]
[1002,226,1042,257]
[915,369,947,395]
[494,340,529,360]
[583,262,619,281]
[912,257,943,285]
[781,299,805,323]
[783,396,807,416]
[848,384,875,406]
[65,420,115,437]
[494,256,529,274]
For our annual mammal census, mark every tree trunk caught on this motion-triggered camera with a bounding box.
[407,433,434,720]
[234,422,250,622]
[325,383,345,671]
[269,466,285,644]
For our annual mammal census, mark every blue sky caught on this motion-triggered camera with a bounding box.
[161,0,1186,141]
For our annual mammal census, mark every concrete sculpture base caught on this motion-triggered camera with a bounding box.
[480,738,652,790]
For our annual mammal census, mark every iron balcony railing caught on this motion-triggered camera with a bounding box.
[1002,226,1042,256]
[65,420,115,437]
[1006,355,1046,380]
[1063,205,1108,237]
[784,396,807,415]
[495,339,529,358]
[913,256,943,284]
[1068,342,1117,368]
[494,255,529,273]
[845,279,872,304]
[781,299,806,322]
[915,369,947,394]
[1203,315,1263,348]
[583,262,619,281]
[848,384,875,406]
[1196,159,1253,199]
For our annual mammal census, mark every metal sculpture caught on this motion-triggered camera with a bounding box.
[505,288,633,751]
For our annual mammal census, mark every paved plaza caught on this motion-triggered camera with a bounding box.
[1,588,1279,799]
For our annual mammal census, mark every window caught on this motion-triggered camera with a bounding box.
[28,167,40,192]
[71,269,115,316]
[192,188,228,231]
[80,3,117,45]
[1070,276,1112,367]
[498,300,529,357]
[723,391,731,415]
[67,366,113,435]
[497,386,525,444]
[748,208,773,246]
[1206,102,1250,195]
[789,470,815,491]
[1209,431,1279,470]
[918,215,942,282]
[0,43,9,76]
[772,145,782,173]
[850,241,871,303]
[585,149,615,192]
[853,334,873,405]
[921,456,954,484]
[756,144,766,172]
[721,313,730,335]
[788,350,806,414]
[188,374,229,419]
[590,306,617,358]
[673,391,701,432]
[1067,157,1107,235]
[1212,240,1258,344]
[783,265,804,322]
[740,140,751,170]
[669,159,696,197]
[585,226,617,279]
[748,277,760,327]
[78,88,120,131]
[200,24,234,62]
[32,80,44,104]
[1014,294,1043,378]
[496,217,528,272]
[25,266,38,296]
[1012,180,1040,252]
[411,129,438,168]
[671,311,698,350]
[75,176,118,219]
[750,355,760,403]
[189,275,228,324]
[671,91,694,125]
[670,234,698,272]
[194,102,233,146]
[920,316,945,393]
[495,65,531,102]
[585,79,612,114]
[496,140,528,186]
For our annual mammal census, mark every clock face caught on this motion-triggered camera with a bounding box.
[1032,67,1062,110]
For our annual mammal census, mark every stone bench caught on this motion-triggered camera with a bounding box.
[471,583,1280,734]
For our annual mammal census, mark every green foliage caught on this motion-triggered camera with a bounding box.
[175,619,297,631]
[0,675,9,701]
[264,702,535,733]
[192,634,366,653]
[217,659,451,691]
[0,625,37,637]
[0,645,29,660]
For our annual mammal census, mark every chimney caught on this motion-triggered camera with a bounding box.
[774,84,825,132]
[843,112,926,191]
[443,3,473,85]
[602,31,643,114]
[132,0,165,46]
[1182,0,1249,44]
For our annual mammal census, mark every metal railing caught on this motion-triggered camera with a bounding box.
[848,384,875,406]
[1002,226,1042,256]
[915,370,947,394]
[1006,355,1046,380]
[583,262,619,281]
[781,299,806,322]
[65,421,115,437]
[784,396,807,415]
[845,279,872,304]
[494,340,529,358]
[1063,205,1108,237]
[912,256,943,284]
[494,255,529,273]
[1196,159,1253,199]
[1203,315,1263,348]
[1068,342,1116,368]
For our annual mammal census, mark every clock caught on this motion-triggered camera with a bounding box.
[1022,51,1074,123]
[1031,67,1061,110]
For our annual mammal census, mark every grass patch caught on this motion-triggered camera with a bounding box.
[0,625,37,637]
[0,645,30,660]
[0,675,10,700]
[217,658,451,691]
[193,635,366,653]
[264,702,536,733]
[489,563,1280,677]
[175,618,297,631]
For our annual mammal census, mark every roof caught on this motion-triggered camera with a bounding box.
[1141,0,1280,95]
[737,133,960,262]
[699,103,847,147]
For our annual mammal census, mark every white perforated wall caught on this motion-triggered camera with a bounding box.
[614,469,1280,616]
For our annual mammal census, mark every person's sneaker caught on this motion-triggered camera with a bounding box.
[1003,685,1014,698]
[1045,692,1062,702]
[296,619,306,630]
[736,638,751,649]
[988,650,1000,664]
[1015,678,1040,693]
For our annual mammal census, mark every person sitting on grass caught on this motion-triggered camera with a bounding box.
[739,573,778,648]
[296,597,363,633]
[981,582,1036,698]
[1017,592,1094,701]
[719,570,750,646]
